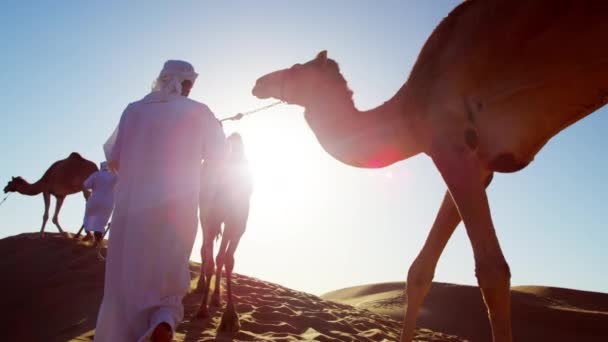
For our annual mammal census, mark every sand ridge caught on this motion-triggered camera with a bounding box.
[0,233,463,341]
[322,282,608,341]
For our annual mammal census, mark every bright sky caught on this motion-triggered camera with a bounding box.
[1,1,607,295]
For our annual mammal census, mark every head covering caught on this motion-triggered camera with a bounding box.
[100,161,109,170]
[227,132,246,160]
[149,60,198,102]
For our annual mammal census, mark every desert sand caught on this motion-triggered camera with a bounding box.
[0,233,462,341]
[322,281,608,341]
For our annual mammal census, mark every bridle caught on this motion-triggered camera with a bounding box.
[279,65,296,103]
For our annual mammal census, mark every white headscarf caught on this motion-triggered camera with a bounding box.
[103,60,199,161]
[148,60,198,102]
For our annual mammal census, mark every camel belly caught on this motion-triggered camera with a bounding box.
[472,66,608,173]
[475,103,600,174]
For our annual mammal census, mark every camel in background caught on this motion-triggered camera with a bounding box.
[196,133,253,333]
[4,152,98,237]
[251,1,608,341]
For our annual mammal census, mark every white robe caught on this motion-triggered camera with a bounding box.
[83,170,117,233]
[95,92,225,342]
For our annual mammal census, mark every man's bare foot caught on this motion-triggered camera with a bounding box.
[151,322,172,342]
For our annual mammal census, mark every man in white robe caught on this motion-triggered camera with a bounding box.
[95,60,225,342]
[82,161,116,247]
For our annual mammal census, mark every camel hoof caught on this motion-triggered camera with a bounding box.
[195,306,209,319]
[217,304,240,333]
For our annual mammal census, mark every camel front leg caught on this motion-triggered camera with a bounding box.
[401,190,461,342]
[433,149,511,342]
[39,192,51,238]
[401,173,494,342]
[74,190,90,239]
[51,195,66,234]
[74,225,85,239]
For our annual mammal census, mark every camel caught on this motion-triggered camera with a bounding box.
[195,133,253,333]
[251,1,608,341]
[4,152,98,237]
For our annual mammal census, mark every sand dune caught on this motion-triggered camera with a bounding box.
[0,233,463,341]
[322,282,608,342]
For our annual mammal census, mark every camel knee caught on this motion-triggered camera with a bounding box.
[406,260,434,292]
[203,259,215,276]
[215,254,225,269]
[225,255,235,274]
[475,258,511,290]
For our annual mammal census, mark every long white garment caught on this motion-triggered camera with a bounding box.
[83,170,117,233]
[95,92,225,342]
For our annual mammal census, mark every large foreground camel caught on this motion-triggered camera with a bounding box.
[251,1,608,341]
[4,152,98,237]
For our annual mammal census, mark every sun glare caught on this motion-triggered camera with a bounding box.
[223,112,330,213]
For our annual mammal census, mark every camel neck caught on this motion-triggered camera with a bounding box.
[303,86,423,168]
[17,178,45,196]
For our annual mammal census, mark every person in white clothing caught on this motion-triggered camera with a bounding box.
[95,60,225,342]
[82,161,116,247]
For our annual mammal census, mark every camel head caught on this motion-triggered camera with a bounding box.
[4,177,25,193]
[252,50,352,108]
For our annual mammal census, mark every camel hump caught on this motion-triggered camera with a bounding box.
[68,152,83,160]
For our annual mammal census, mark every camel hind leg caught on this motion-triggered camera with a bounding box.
[211,233,229,307]
[217,234,243,333]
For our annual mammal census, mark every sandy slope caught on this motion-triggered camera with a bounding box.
[0,233,462,341]
[322,281,608,342]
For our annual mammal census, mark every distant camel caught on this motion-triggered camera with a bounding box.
[4,152,98,237]
[196,133,253,333]
[252,1,608,341]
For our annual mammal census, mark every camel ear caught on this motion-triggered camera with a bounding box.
[11,176,15,180]
[316,50,328,67]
